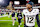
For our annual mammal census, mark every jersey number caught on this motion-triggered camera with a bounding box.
[27,17,34,23]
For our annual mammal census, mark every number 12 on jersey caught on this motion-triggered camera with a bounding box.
[27,17,34,23]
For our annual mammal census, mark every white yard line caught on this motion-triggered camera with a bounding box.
[0,15,8,17]
[0,20,12,21]
[0,20,24,22]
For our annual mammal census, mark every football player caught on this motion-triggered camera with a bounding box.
[23,1,40,27]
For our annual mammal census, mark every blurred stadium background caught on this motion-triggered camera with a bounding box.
[0,0,40,27]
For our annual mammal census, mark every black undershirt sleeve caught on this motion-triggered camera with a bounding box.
[36,14,40,27]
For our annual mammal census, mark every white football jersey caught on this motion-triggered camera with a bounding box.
[23,9,39,26]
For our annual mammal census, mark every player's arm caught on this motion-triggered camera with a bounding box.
[36,9,40,27]
[23,13,25,25]
[36,14,40,27]
[23,10,25,25]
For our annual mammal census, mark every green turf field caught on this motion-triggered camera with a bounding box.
[0,13,40,27]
